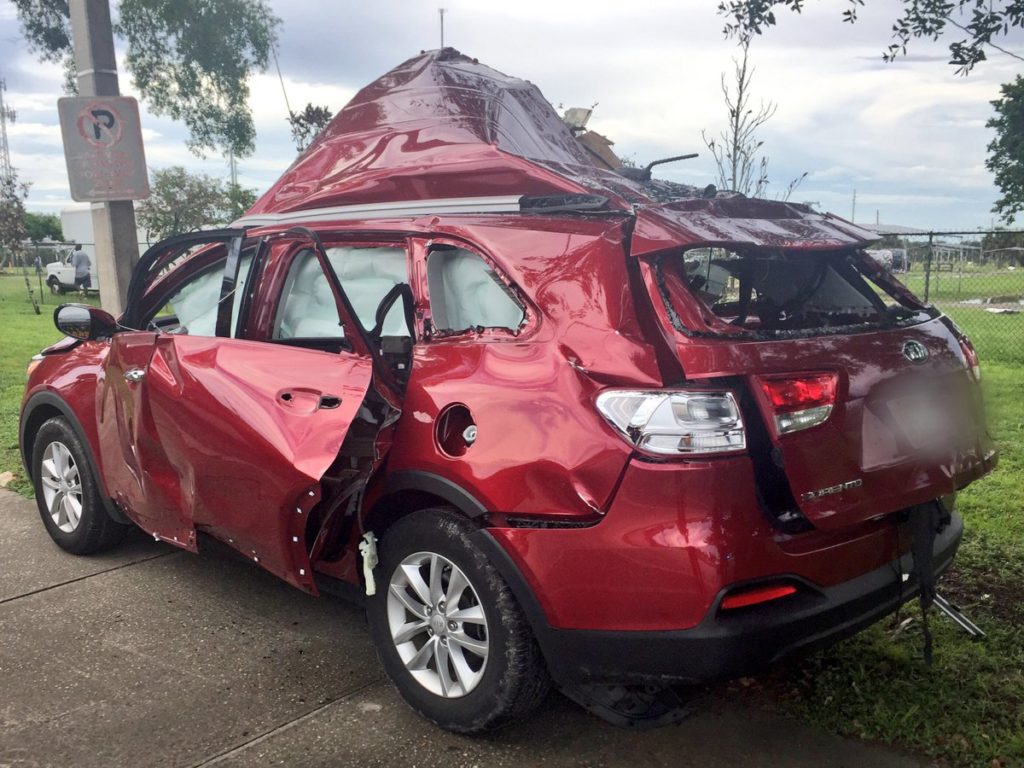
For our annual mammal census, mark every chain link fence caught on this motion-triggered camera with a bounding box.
[0,241,100,311]
[870,230,1024,367]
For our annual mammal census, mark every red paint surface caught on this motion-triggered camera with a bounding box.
[21,49,996,638]
[489,458,910,631]
[96,333,374,592]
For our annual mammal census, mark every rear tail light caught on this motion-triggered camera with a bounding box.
[720,583,798,611]
[959,338,981,381]
[758,372,838,435]
[595,390,745,456]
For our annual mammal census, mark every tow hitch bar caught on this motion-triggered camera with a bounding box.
[933,593,985,638]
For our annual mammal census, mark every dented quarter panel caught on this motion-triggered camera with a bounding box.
[489,457,908,631]
[373,215,662,523]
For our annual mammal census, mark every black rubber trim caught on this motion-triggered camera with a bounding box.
[124,229,246,328]
[473,513,963,687]
[314,572,367,605]
[19,391,128,524]
[383,470,489,518]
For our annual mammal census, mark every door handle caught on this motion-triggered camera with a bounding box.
[124,368,146,383]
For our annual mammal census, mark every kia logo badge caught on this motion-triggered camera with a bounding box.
[903,340,929,364]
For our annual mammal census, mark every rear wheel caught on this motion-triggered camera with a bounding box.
[366,508,550,732]
[31,417,126,554]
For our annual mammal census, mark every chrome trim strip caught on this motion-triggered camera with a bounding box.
[232,196,524,227]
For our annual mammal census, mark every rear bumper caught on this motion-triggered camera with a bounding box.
[477,512,962,686]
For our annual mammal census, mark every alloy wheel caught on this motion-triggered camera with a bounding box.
[386,551,489,698]
[39,441,83,534]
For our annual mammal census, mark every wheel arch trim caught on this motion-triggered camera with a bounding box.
[19,390,127,524]
[379,470,489,519]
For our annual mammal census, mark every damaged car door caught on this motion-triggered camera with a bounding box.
[97,230,399,593]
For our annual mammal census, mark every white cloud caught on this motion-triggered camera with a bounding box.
[0,0,1018,229]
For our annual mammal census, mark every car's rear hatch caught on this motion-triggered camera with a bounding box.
[631,202,997,531]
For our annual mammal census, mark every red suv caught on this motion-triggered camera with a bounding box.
[20,49,996,732]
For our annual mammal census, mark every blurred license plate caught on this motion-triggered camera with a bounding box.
[890,394,956,448]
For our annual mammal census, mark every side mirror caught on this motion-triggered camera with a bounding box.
[54,304,118,341]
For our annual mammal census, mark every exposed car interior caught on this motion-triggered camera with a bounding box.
[426,246,525,333]
[658,247,932,335]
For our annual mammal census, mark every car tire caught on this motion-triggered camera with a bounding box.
[31,417,126,555]
[366,508,550,733]
[47,278,64,295]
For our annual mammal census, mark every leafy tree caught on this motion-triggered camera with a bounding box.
[287,103,333,152]
[24,212,64,242]
[986,76,1024,224]
[716,0,1024,74]
[0,172,30,268]
[225,182,257,220]
[136,166,234,240]
[12,0,280,158]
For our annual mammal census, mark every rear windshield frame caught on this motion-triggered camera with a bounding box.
[651,246,940,340]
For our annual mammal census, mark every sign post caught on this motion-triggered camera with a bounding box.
[62,0,148,316]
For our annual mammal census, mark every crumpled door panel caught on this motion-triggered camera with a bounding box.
[138,334,374,592]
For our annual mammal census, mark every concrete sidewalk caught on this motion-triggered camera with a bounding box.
[0,489,930,768]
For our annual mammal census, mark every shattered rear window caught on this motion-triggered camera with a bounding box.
[658,247,934,337]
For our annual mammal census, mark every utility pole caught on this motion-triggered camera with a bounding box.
[851,188,857,223]
[0,78,15,182]
[68,0,140,316]
[439,8,447,48]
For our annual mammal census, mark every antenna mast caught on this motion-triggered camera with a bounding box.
[439,8,447,48]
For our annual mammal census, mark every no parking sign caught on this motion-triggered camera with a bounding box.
[58,96,150,202]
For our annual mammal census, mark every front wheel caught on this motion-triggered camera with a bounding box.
[31,417,126,554]
[366,508,550,732]
[47,278,64,295]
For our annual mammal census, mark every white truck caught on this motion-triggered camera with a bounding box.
[46,248,99,294]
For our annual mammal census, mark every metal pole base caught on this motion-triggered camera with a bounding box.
[933,593,985,638]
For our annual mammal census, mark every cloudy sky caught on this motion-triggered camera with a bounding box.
[1,0,1021,230]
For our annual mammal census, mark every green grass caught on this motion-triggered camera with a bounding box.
[945,306,1024,368]
[0,273,98,496]
[900,265,1024,304]
[0,272,1022,765]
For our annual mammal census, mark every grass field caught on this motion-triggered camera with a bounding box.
[0,272,1021,765]
[900,265,1024,304]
